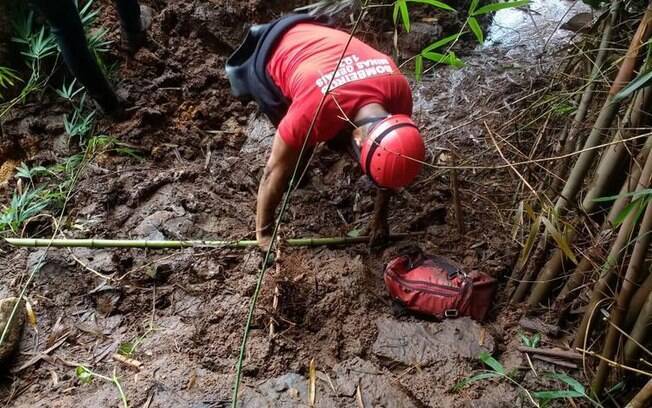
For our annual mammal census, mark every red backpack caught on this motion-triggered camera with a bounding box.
[384,253,497,321]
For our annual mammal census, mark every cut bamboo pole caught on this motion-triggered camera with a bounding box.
[555,3,652,213]
[574,148,652,349]
[5,233,419,249]
[592,200,652,394]
[624,290,652,366]
[626,378,652,408]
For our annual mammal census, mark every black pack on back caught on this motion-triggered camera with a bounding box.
[225,14,332,126]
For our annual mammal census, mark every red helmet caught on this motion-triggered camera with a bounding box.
[359,114,425,189]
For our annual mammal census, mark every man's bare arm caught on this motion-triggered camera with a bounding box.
[256,132,300,249]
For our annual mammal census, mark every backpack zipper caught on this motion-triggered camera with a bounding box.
[385,269,462,296]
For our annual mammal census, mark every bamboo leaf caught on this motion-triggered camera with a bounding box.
[541,216,578,264]
[613,69,652,102]
[415,54,424,81]
[395,0,411,32]
[393,1,400,24]
[478,351,505,374]
[469,0,480,14]
[594,188,652,202]
[546,372,585,394]
[407,0,455,11]
[453,372,500,391]
[612,198,648,227]
[532,390,585,400]
[515,213,541,269]
[422,51,464,68]
[422,32,463,53]
[473,0,530,16]
[468,17,484,43]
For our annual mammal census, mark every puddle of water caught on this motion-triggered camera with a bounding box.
[486,0,592,53]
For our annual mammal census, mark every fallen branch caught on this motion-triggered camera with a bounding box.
[517,346,583,361]
[530,354,578,369]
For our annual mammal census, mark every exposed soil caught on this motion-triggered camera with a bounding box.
[0,1,591,407]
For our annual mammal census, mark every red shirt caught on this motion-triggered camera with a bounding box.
[267,23,413,150]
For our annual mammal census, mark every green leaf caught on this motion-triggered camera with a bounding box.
[399,0,411,32]
[75,366,93,384]
[407,0,455,12]
[532,390,585,400]
[422,51,464,68]
[468,17,484,43]
[118,341,136,357]
[540,216,578,264]
[546,372,585,394]
[612,198,649,227]
[478,351,505,374]
[453,372,500,391]
[347,228,362,238]
[594,188,652,203]
[422,33,463,53]
[614,69,652,102]
[415,54,423,81]
[469,0,480,14]
[393,1,400,24]
[473,0,530,16]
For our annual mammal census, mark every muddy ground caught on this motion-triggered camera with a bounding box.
[0,0,591,407]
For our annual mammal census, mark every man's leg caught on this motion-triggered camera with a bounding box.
[29,0,123,116]
[114,0,151,53]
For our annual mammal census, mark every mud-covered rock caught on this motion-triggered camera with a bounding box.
[0,297,25,362]
[373,317,494,366]
[240,372,339,407]
[241,358,417,407]
[333,357,418,406]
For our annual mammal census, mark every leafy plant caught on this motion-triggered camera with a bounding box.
[0,67,21,99]
[467,0,530,44]
[64,108,96,141]
[56,79,85,102]
[0,187,50,234]
[519,332,541,348]
[532,373,601,407]
[75,366,128,408]
[393,0,455,33]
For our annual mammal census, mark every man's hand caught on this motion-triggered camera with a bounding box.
[256,230,273,252]
[367,188,392,252]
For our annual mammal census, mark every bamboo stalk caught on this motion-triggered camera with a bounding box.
[592,200,652,394]
[573,148,652,349]
[624,290,652,366]
[555,139,652,308]
[550,0,620,195]
[527,89,652,307]
[626,378,652,408]
[625,267,652,329]
[5,233,419,249]
[582,88,652,210]
[555,3,652,213]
